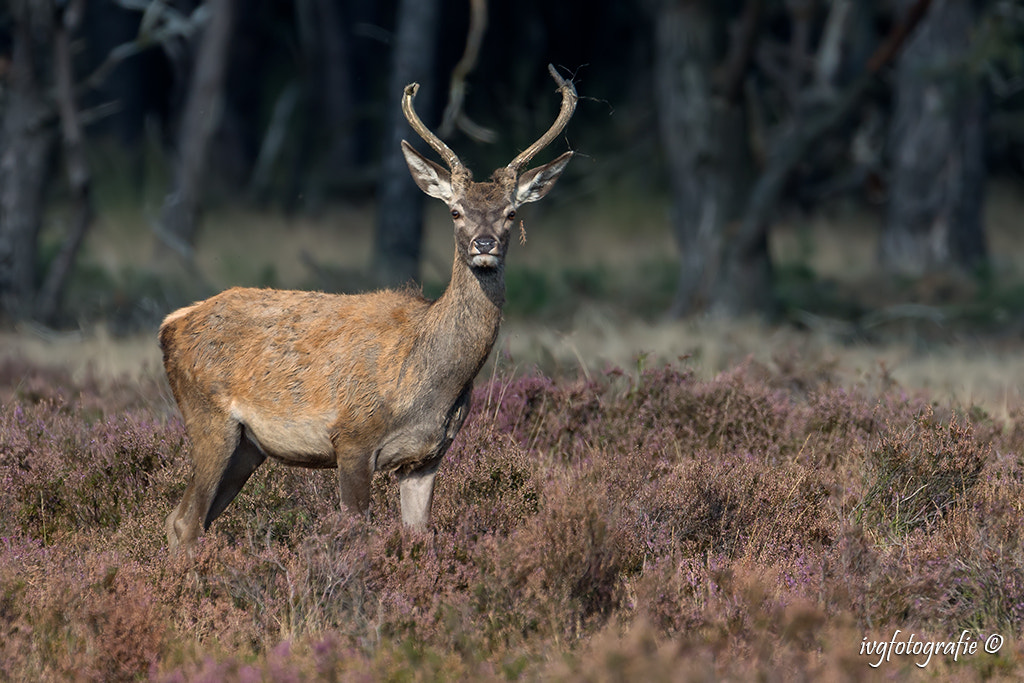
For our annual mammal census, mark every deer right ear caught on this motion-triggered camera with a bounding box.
[402,140,453,202]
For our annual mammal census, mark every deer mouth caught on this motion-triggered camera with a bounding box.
[470,253,501,268]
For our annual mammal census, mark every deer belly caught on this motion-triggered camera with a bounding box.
[231,402,335,467]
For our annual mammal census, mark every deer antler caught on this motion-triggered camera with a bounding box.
[402,83,463,170]
[507,64,578,172]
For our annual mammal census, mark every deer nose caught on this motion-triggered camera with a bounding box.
[472,236,498,254]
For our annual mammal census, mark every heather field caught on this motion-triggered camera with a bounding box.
[2,187,1024,681]
[2,348,1024,682]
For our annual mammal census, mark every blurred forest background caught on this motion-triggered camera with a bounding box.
[1,0,1024,337]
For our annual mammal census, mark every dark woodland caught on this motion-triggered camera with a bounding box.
[0,0,1022,326]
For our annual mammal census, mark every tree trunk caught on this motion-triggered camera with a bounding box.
[0,2,56,321]
[285,0,355,211]
[36,0,95,325]
[373,0,441,288]
[315,0,355,180]
[880,0,987,275]
[654,1,753,317]
[157,0,235,261]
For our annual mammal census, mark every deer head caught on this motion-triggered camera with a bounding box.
[400,64,577,271]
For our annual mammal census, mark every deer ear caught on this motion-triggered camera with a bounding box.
[402,140,453,201]
[515,151,573,205]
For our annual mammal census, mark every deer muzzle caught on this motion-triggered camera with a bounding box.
[470,236,500,268]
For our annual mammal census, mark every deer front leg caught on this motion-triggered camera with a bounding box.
[398,459,441,529]
[335,445,373,519]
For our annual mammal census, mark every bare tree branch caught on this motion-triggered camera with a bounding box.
[714,0,763,103]
[78,1,210,95]
[438,0,496,143]
[732,0,934,261]
[813,0,853,97]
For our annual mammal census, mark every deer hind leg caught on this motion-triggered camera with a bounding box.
[166,417,264,554]
[205,430,266,529]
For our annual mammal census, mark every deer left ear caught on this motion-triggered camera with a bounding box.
[515,151,573,205]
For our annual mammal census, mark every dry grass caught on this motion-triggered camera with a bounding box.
[499,311,1024,423]
[6,309,1024,425]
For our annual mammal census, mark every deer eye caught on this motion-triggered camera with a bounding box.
[451,209,461,219]
[507,210,516,221]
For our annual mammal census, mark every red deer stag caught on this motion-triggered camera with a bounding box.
[161,64,577,554]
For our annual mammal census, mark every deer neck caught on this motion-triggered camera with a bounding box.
[419,252,504,386]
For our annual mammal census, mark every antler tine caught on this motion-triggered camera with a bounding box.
[507,64,578,172]
[402,83,463,170]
